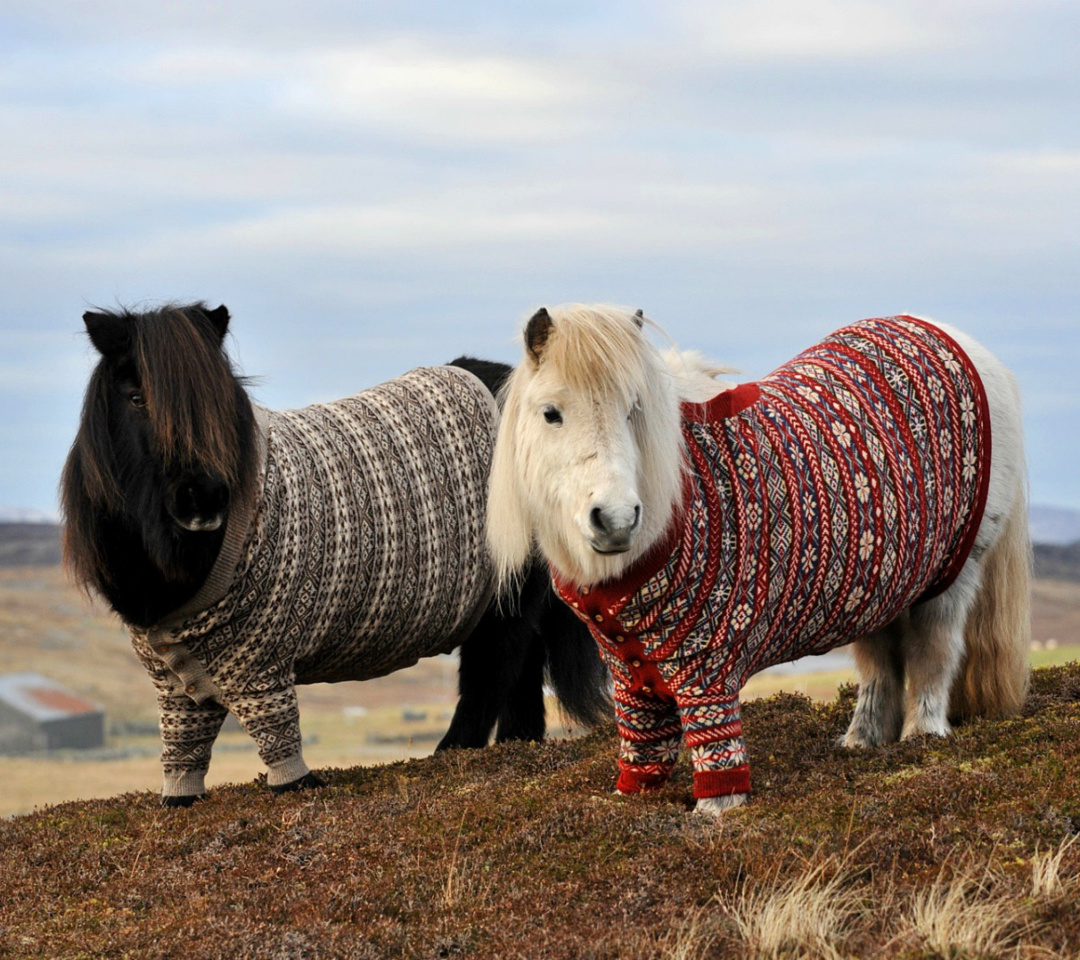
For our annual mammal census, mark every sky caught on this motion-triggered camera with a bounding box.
[1,0,1078,517]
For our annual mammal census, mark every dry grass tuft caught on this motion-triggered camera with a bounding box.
[717,858,865,960]
[903,866,1029,960]
[1030,834,1079,900]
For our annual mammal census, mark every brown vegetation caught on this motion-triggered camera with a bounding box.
[1,663,1078,959]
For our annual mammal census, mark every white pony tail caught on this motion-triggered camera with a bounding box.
[950,486,1032,719]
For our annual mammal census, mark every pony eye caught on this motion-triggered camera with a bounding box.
[128,392,146,408]
[542,405,563,426]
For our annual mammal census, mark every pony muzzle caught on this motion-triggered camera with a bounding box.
[586,502,642,554]
[166,474,230,533]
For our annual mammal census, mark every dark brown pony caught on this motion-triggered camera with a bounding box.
[62,303,609,803]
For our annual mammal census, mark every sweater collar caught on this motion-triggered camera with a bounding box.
[150,404,270,631]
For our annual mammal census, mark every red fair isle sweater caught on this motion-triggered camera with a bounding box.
[555,317,991,799]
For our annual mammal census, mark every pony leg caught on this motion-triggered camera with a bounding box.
[903,447,1031,736]
[614,680,682,794]
[842,618,906,748]
[900,567,980,740]
[675,691,752,815]
[495,631,547,742]
[230,687,321,792]
[437,564,548,750]
[157,691,229,806]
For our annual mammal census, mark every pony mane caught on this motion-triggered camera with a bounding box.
[489,303,697,590]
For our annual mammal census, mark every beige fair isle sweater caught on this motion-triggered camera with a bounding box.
[129,365,499,797]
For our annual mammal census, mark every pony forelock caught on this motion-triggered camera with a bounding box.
[535,304,655,410]
[133,305,249,491]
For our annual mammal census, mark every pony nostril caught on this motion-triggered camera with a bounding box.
[633,504,641,529]
[590,507,607,534]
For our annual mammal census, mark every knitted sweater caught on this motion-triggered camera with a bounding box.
[129,365,499,797]
[555,317,991,799]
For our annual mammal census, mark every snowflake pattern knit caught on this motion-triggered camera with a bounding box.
[129,365,499,797]
[555,317,991,799]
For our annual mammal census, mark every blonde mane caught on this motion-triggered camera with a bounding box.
[487,304,729,591]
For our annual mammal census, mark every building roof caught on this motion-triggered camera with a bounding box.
[0,672,103,723]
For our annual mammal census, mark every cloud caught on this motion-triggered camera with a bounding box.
[680,0,944,60]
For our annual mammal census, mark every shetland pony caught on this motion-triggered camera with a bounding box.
[487,304,1030,816]
[61,303,609,805]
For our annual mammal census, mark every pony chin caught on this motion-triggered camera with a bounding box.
[546,534,644,590]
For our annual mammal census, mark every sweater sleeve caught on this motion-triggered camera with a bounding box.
[673,688,751,799]
[132,636,229,798]
[157,691,230,798]
[613,675,682,793]
[229,687,310,788]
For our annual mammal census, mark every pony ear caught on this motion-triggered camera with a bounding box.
[82,311,130,358]
[202,304,230,341]
[633,309,645,329]
[525,308,553,363]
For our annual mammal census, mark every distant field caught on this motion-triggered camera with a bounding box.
[1,565,1078,817]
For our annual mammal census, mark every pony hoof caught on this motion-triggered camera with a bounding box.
[270,771,326,794]
[694,793,748,817]
[161,793,206,808]
[900,726,951,743]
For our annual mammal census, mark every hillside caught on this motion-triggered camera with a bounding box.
[1035,541,1080,584]
[0,524,61,568]
[1,664,1079,960]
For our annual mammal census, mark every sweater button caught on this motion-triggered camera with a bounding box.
[641,684,653,695]
[631,659,642,668]
[155,644,171,654]
[185,683,197,695]
[594,614,604,623]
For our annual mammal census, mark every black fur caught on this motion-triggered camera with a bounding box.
[443,357,612,746]
[270,771,327,795]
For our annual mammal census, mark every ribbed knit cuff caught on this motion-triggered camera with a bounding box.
[266,754,311,788]
[693,764,752,799]
[162,769,207,798]
[616,766,673,794]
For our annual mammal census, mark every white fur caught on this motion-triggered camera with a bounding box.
[489,307,1031,815]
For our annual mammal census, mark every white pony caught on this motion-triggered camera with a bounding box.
[488,304,1031,816]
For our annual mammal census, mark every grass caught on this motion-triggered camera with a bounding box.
[1,662,1078,959]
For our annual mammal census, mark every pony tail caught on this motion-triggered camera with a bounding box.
[486,374,535,599]
[949,484,1032,719]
